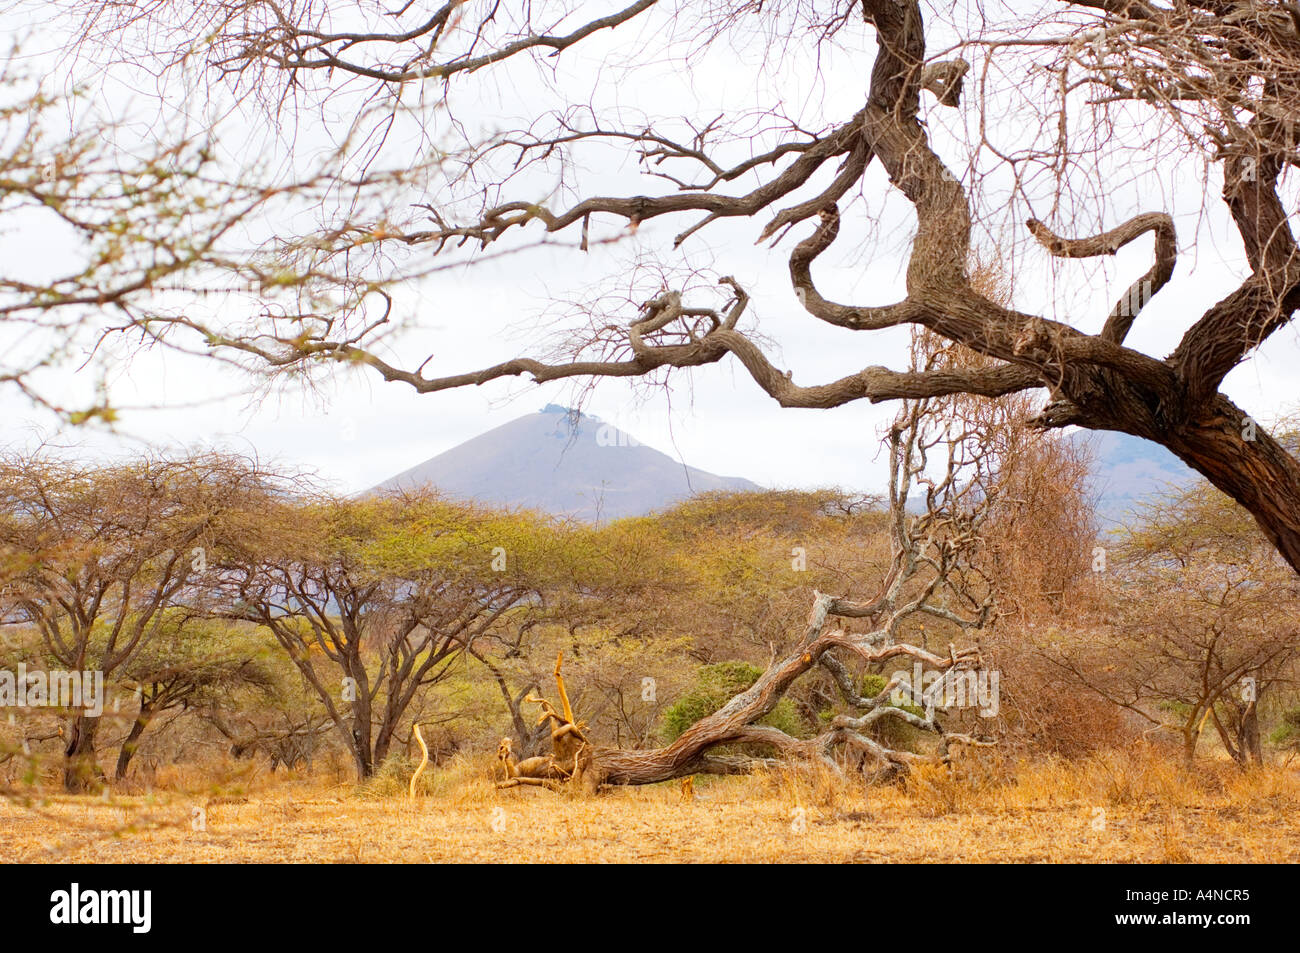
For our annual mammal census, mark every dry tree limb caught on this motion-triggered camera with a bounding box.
[496,652,596,791]
[1026,212,1177,343]
[408,723,429,799]
[34,0,1300,577]
[493,389,999,790]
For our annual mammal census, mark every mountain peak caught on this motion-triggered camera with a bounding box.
[373,410,761,522]
[540,403,585,418]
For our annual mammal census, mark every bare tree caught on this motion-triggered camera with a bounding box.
[207,708,335,773]
[500,375,1003,788]
[0,36,333,423]
[29,1,1300,573]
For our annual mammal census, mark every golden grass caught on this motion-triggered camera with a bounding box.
[3,748,1299,863]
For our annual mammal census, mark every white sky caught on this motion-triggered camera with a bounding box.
[1,1,1296,496]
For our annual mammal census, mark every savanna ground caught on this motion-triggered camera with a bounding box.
[4,747,1298,863]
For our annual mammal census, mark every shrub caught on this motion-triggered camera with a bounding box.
[660,661,805,743]
[356,753,430,799]
[815,672,924,751]
[1269,707,1300,749]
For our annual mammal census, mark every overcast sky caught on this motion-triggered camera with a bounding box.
[2,1,1296,497]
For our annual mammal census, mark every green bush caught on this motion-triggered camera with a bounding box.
[1268,707,1300,748]
[860,672,889,702]
[660,661,805,743]
[816,671,923,751]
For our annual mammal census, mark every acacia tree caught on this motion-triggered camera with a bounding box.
[216,492,555,780]
[30,1,1300,574]
[112,613,275,780]
[1042,479,1300,766]
[0,452,275,790]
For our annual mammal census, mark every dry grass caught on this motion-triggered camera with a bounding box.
[3,747,1299,863]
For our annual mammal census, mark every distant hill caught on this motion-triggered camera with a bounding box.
[372,408,1202,527]
[371,405,762,522]
[1078,430,1199,527]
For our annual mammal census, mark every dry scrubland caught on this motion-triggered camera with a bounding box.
[3,748,1298,863]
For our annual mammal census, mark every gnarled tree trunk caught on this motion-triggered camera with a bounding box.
[64,713,104,793]
[497,394,1002,790]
